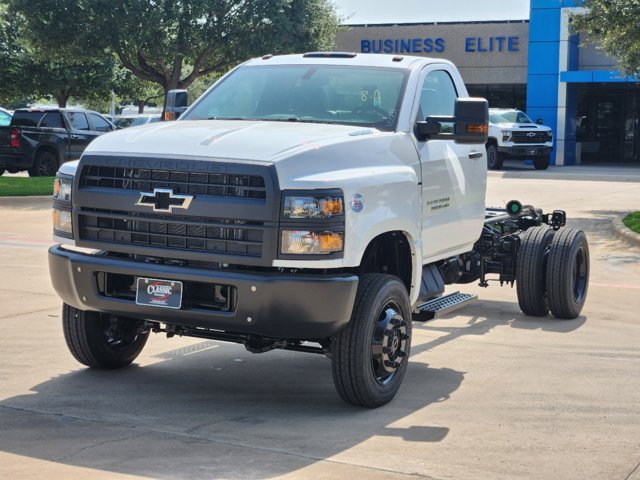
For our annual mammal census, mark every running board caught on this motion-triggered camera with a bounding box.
[413,292,478,322]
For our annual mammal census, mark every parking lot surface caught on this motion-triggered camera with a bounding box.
[1,172,639,480]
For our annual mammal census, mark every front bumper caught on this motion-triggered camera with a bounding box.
[49,245,358,339]
[498,145,553,157]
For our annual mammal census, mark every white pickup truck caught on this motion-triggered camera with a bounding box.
[49,53,589,408]
[486,108,553,170]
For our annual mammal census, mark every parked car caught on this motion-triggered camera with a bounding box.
[0,107,12,127]
[486,108,553,170]
[114,114,161,129]
[0,107,115,176]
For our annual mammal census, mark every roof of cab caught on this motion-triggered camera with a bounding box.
[242,52,454,70]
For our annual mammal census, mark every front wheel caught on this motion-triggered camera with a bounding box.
[534,154,550,170]
[331,274,412,408]
[62,304,149,369]
[486,143,504,170]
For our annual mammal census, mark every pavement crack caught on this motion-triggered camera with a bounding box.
[55,433,147,462]
[0,306,60,320]
[625,460,640,480]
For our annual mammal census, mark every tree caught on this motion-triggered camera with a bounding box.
[9,0,340,101]
[0,7,115,107]
[571,0,640,76]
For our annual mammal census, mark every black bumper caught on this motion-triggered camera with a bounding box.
[49,245,358,339]
[498,145,553,157]
[0,152,31,170]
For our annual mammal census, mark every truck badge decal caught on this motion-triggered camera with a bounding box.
[350,194,364,212]
[135,188,194,212]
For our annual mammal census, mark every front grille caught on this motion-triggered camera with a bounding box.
[79,208,263,257]
[512,131,549,144]
[80,166,266,200]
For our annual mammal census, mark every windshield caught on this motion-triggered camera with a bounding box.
[489,110,534,124]
[183,64,409,132]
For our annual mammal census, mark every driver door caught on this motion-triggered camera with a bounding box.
[412,66,487,262]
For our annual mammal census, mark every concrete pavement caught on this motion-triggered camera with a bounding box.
[0,174,639,480]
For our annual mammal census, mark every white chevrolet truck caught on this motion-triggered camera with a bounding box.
[486,108,554,170]
[49,53,589,408]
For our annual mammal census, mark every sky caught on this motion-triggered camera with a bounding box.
[333,0,531,25]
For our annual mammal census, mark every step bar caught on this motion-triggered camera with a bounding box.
[413,291,478,322]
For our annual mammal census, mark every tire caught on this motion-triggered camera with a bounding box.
[533,154,550,170]
[62,304,149,369]
[486,143,504,170]
[331,274,412,408]
[545,228,590,319]
[516,226,555,316]
[28,150,59,177]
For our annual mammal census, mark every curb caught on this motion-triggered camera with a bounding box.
[612,215,640,247]
[0,195,51,207]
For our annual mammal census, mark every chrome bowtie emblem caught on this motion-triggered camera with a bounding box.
[135,188,194,212]
[527,132,536,137]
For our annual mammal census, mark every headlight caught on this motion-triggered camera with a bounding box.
[501,130,512,142]
[283,193,343,219]
[281,230,344,255]
[53,177,72,202]
[53,208,73,235]
[546,132,553,141]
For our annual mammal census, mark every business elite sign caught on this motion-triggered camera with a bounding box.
[360,36,520,54]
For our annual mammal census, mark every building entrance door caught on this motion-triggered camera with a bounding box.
[577,85,640,164]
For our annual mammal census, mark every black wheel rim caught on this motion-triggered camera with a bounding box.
[39,155,57,176]
[100,315,143,350]
[572,245,588,303]
[371,301,408,385]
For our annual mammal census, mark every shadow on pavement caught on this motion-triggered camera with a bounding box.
[412,298,586,357]
[0,339,464,479]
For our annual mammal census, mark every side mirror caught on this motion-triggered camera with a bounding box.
[164,89,189,121]
[416,97,488,144]
[536,118,543,125]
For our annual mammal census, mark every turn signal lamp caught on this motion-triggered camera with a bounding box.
[465,123,488,135]
[281,230,344,255]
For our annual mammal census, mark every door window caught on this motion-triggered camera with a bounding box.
[68,112,90,131]
[418,70,458,132]
[40,112,65,128]
[90,113,113,132]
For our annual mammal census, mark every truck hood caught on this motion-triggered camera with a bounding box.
[490,122,551,131]
[86,120,381,163]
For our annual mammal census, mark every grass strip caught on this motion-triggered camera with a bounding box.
[0,176,54,196]
[623,211,640,234]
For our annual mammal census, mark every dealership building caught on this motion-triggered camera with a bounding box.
[335,0,639,166]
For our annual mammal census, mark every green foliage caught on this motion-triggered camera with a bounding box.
[0,176,54,196]
[0,8,115,107]
[8,0,340,97]
[623,211,640,234]
[571,1,640,75]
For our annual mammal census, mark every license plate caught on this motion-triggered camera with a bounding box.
[136,277,183,309]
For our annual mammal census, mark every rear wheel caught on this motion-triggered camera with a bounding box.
[533,154,550,170]
[62,304,149,369]
[516,226,555,316]
[486,143,504,170]
[331,274,412,408]
[546,229,590,319]
[28,150,59,177]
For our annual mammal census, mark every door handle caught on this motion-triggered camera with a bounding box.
[469,151,483,160]
[70,135,81,139]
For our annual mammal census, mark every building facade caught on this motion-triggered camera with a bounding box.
[335,0,637,166]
